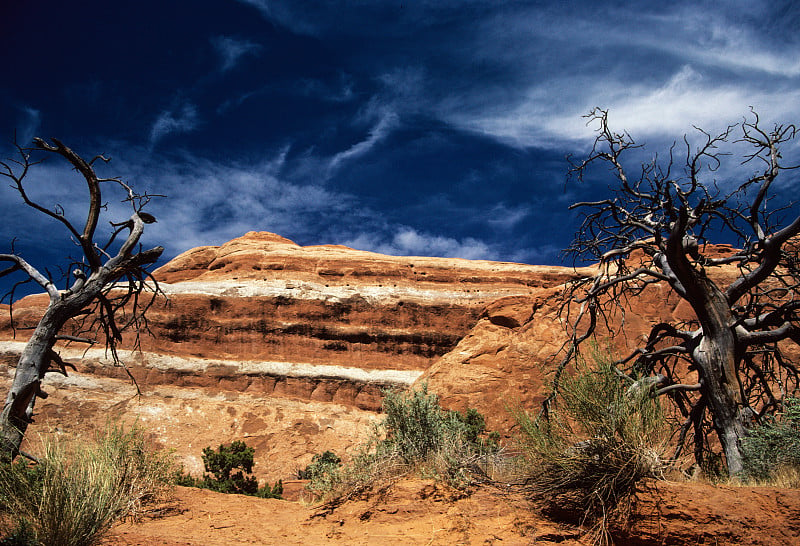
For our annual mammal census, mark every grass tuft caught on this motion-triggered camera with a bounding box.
[307,384,502,501]
[514,352,669,545]
[0,424,175,546]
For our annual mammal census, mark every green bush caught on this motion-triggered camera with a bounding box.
[307,385,501,500]
[176,441,282,499]
[0,424,175,546]
[297,450,341,480]
[382,385,465,465]
[451,407,500,454]
[200,441,259,495]
[741,397,800,484]
[515,353,668,540]
[256,479,283,499]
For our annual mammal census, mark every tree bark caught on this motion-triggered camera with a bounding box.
[0,304,69,460]
[688,276,747,475]
[693,335,747,475]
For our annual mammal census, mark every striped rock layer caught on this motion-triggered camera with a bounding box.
[0,231,588,478]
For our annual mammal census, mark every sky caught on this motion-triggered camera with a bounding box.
[1,0,800,293]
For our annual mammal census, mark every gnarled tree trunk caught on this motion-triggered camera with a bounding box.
[0,138,163,461]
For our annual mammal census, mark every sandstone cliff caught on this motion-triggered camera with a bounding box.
[2,232,797,544]
[0,231,590,477]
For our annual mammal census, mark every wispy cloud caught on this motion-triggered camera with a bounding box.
[349,3,800,151]
[211,35,262,72]
[451,64,800,149]
[486,203,530,231]
[229,1,800,152]
[328,108,399,173]
[624,5,800,78]
[106,147,351,256]
[16,107,41,145]
[149,104,199,146]
[344,227,496,261]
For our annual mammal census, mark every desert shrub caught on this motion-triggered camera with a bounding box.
[741,397,800,484]
[199,441,259,495]
[515,353,668,542]
[381,385,466,464]
[452,407,500,454]
[308,385,501,500]
[0,424,175,546]
[256,479,283,499]
[176,441,282,499]
[297,450,341,480]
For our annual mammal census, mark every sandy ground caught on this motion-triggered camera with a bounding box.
[102,480,585,546]
[101,477,800,546]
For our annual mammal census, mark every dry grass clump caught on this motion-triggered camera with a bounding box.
[307,384,502,502]
[514,354,669,545]
[0,424,175,546]
[739,396,800,487]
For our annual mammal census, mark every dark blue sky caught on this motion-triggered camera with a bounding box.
[2,0,799,286]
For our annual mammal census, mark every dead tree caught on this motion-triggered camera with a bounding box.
[558,108,800,476]
[0,138,163,461]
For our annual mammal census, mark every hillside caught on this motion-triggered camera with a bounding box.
[1,232,798,544]
[0,231,590,478]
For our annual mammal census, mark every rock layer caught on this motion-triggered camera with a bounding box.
[0,231,588,476]
[0,231,588,405]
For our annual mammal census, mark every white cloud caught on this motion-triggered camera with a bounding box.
[345,227,496,261]
[16,107,41,145]
[445,64,800,149]
[149,104,199,146]
[631,6,800,78]
[105,147,355,257]
[486,203,530,231]
[328,108,399,173]
[211,35,261,72]
[360,3,800,151]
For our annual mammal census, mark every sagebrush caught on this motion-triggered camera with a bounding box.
[515,352,668,543]
[0,424,175,546]
[307,384,501,500]
[741,396,800,485]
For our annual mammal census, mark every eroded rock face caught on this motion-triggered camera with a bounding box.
[416,251,748,431]
[0,231,589,477]
[0,232,589,401]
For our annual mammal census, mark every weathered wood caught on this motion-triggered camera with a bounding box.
[0,138,163,460]
[560,108,800,476]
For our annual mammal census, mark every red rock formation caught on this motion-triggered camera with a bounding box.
[0,231,589,477]
[416,247,751,431]
[0,231,589,406]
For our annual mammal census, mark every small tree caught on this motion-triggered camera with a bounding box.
[199,441,259,495]
[0,138,163,461]
[558,109,800,476]
[178,441,282,498]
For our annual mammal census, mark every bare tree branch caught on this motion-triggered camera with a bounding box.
[0,138,164,461]
[557,109,800,476]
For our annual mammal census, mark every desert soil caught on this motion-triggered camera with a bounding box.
[101,477,800,546]
[102,480,584,546]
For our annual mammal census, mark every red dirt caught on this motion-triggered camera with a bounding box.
[101,478,800,545]
[103,480,585,546]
